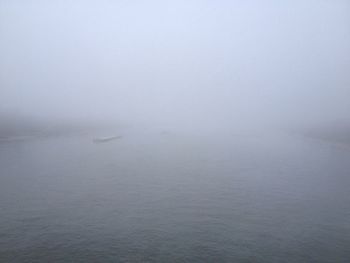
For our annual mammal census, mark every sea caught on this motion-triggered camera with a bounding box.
[0,128,349,262]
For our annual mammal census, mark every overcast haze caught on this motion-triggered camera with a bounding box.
[1,0,350,129]
[2,2,350,262]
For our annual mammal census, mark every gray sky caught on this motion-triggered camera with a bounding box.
[1,0,349,128]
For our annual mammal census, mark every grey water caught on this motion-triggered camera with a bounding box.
[0,129,350,262]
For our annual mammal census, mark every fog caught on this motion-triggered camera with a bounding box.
[2,2,350,262]
[1,0,349,132]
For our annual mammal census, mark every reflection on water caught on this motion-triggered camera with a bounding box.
[0,129,349,262]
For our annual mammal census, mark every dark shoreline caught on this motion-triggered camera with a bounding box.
[302,123,350,145]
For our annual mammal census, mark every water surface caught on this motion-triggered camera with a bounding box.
[0,130,349,262]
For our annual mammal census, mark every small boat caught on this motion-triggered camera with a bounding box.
[93,135,122,143]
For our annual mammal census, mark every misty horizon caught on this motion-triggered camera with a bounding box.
[1,0,349,130]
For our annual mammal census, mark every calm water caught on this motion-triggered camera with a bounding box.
[1,129,350,262]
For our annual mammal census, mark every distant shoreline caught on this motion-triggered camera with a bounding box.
[0,114,122,143]
[303,124,350,145]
